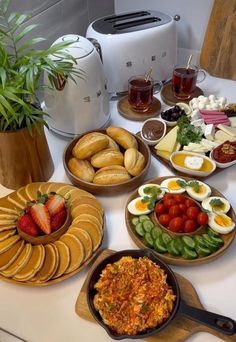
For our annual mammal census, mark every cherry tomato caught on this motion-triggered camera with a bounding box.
[185,198,197,208]
[163,193,174,201]
[158,214,171,227]
[169,205,182,218]
[179,203,187,214]
[169,217,184,233]
[174,194,186,203]
[155,203,167,215]
[164,198,176,209]
[186,206,200,220]
[182,214,188,222]
[197,212,208,226]
[184,219,197,233]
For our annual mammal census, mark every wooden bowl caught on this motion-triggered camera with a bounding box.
[63,129,151,195]
[17,210,70,245]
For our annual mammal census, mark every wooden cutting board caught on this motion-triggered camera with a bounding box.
[75,249,236,342]
[200,0,236,80]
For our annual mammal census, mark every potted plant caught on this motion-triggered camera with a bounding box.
[0,0,82,189]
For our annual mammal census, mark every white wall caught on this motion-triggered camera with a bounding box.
[115,0,214,64]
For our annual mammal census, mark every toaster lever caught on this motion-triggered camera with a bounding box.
[87,38,103,62]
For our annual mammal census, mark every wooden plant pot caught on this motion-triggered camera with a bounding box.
[0,124,54,190]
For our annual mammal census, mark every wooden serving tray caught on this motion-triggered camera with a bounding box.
[160,83,204,106]
[75,249,236,342]
[125,176,236,266]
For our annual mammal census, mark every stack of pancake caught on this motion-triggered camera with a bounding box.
[0,182,104,285]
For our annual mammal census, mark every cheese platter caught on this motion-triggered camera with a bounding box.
[139,96,236,178]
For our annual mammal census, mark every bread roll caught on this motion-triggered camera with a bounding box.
[91,148,124,168]
[124,148,145,176]
[107,136,120,151]
[72,132,109,159]
[93,165,131,185]
[68,158,95,182]
[106,127,138,150]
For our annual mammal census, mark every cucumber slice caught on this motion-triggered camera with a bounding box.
[202,234,219,252]
[207,228,220,238]
[167,239,180,256]
[208,235,224,247]
[131,217,140,226]
[195,244,211,257]
[151,226,162,240]
[161,232,172,247]
[135,223,145,237]
[174,237,184,254]
[193,235,208,249]
[144,232,154,247]
[143,220,154,232]
[139,215,150,223]
[182,236,195,250]
[154,237,167,253]
[182,246,198,259]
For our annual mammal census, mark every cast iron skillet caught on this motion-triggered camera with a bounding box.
[87,249,236,340]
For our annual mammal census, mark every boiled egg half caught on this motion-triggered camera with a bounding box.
[160,178,185,194]
[208,213,235,234]
[138,184,165,199]
[127,197,152,216]
[202,196,230,214]
[186,180,211,201]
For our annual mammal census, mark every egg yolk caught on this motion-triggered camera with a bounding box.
[135,199,148,211]
[193,185,206,194]
[215,215,232,227]
[168,180,181,190]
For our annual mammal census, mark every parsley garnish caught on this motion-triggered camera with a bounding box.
[176,179,188,188]
[210,198,224,209]
[176,116,202,146]
[188,181,200,193]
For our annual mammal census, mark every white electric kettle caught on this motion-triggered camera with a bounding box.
[43,35,110,137]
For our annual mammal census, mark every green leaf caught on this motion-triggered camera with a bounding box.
[0,93,16,117]
[0,101,9,122]
[0,67,6,87]
[17,37,46,54]
[1,0,9,14]
[14,24,37,43]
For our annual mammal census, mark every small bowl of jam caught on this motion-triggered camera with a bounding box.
[141,118,167,146]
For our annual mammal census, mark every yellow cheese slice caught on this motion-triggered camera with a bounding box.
[155,126,178,152]
[217,124,236,137]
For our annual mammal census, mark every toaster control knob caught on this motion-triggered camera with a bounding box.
[174,14,181,21]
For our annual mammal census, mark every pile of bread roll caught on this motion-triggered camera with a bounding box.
[68,127,146,185]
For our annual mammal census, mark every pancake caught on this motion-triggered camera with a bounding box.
[0,197,21,215]
[70,196,104,215]
[38,182,52,195]
[0,240,25,271]
[69,221,102,251]
[0,243,32,277]
[0,229,16,242]
[71,204,103,225]
[61,188,94,203]
[72,214,102,231]
[0,213,18,220]
[53,185,74,197]
[0,235,20,254]
[31,244,59,282]
[7,191,26,210]
[52,240,70,279]
[59,233,84,273]
[25,182,44,201]
[13,245,45,282]
[68,227,92,261]
[43,183,71,195]
[0,224,16,232]
[16,186,30,204]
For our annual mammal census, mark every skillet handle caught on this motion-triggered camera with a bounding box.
[179,300,236,336]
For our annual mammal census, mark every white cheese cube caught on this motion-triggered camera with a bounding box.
[204,124,215,141]
[184,156,204,170]
[191,110,200,121]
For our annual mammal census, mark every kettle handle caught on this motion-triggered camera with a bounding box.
[87,38,103,62]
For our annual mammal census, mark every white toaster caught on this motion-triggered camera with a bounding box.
[86,10,178,94]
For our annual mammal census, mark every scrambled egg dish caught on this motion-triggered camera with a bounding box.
[93,256,176,335]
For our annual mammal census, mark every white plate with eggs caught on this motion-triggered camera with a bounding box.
[125,176,236,266]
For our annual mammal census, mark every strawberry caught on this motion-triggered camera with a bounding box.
[30,203,51,234]
[17,214,39,237]
[51,209,67,232]
[45,194,65,216]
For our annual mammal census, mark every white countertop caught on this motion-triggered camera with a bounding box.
[0,74,236,342]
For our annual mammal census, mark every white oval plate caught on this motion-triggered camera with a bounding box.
[170,151,216,177]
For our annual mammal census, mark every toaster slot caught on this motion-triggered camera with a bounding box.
[113,17,161,30]
[104,11,150,23]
